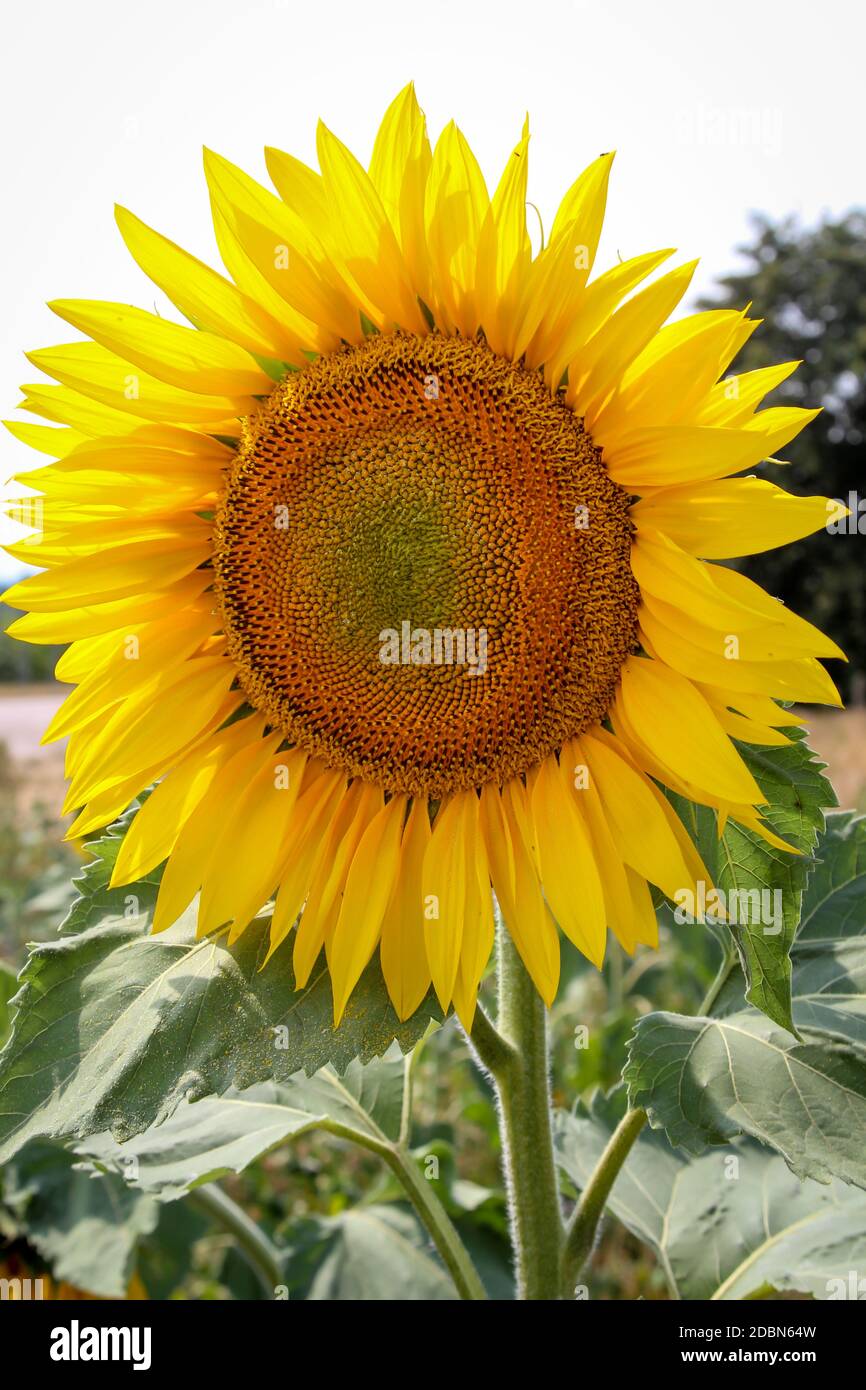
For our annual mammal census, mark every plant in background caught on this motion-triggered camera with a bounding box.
[0,86,861,1302]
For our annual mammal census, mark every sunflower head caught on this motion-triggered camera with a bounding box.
[2,83,843,1031]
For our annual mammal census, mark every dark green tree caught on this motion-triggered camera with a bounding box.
[699,211,866,700]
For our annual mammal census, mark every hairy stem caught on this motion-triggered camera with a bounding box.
[559,932,739,1291]
[188,1183,284,1297]
[471,921,564,1299]
[560,1106,647,1294]
[380,1142,488,1301]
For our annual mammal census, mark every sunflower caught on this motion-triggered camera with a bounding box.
[2,85,843,1031]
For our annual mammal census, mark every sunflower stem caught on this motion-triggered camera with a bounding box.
[483,921,564,1300]
[699,942,738,1014]
[559,1106,647,1295]
[557,933,740,1293]
[188,1183,284,1297]
[381,1143,488,1301]
[466,1001,517,1076]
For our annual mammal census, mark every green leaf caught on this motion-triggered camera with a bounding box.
[720,732,835,1034]
[0,821,442,1161]
[77,1053,407,1199]
[798,810,866,941]
[625,1009,866,1188]
[667,728,835,1035]
[625,810,866,1188]
[555,1090,866,1299]
[58,805,162,937]
[2,1139,158,1298]
[279,1205,458,1300]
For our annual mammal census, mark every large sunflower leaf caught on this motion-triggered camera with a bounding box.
[666,728,835,1036]
[625,1011,866,1187]
[555,1088,866,1299]
[2,1139,158,1298]
[0,823,441,1161]
[624,812,866,1188]
[77,1053,406,1200]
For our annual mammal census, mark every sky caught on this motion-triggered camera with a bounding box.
[1,0,862,578]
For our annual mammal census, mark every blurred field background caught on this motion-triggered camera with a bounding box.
[0,208,863,1299]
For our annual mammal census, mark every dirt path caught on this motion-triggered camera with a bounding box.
[0,684,67,818]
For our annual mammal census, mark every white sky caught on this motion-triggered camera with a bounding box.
[1,0,862,579]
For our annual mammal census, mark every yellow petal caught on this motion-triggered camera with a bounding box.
[330,793,407,1024]
[18,383,159,436]
[26,342,250,430]
[633,477,835,557]
[530,754,607,967]
[618,656,764,804]
[536,249,675,383]
[115,205,302,361]
[565,737,638,953]
[204,148,361,343]
[567,261,698,419]
[638,609,842,706]
[476,118,531,355]
[605,413,818,489]
[5,516,210,568]
[263,147,329,226]
[42,606,217,742]
[623,867,659,948]
[151,734,269,933]
[380,797,433,1021]
[702,699,792,747]
[67,657,239,806]
[422,790,471,1011]
[266,769,347,961]
[195,741,303,938]
[48,301,271,397]
[209,190,328,354]
[631,529,770,631]
[641,591,841,663]
[696,687,804,728]
[703,561,846,660]
[3,538,211,611]
[367,83,433,308]
[592,310,746,443]
[295,781,383,988]
[3,420,89,456]
[424,123,489,335]
[3,571,211,643]
[316,121,425,333]
[479,782,559,1005]
[696,361,801,426]
[110,716,267,885]
[582,728,704,900]
[451,793,495,1031]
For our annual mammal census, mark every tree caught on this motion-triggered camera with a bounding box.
[699,211,866,700]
